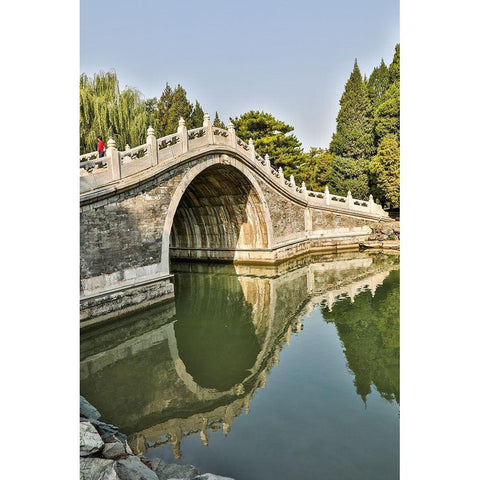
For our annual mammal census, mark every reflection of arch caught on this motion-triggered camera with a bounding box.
[160,156,274,273]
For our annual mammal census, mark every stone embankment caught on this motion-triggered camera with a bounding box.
[80,396,234,480]
[360,219,400,250]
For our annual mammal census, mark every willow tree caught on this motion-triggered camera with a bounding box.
[80,71,149,153]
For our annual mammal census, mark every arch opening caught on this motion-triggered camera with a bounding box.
[170,164,270,262]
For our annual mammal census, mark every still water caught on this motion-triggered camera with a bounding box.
[80,251,399,480]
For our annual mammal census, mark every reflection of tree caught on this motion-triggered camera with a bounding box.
[322,269,399,404]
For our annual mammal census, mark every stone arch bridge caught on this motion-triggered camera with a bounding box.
[80,114,392,323]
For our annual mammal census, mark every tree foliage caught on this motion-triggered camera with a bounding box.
[367,59,390,111]
[297,148,333,191]
[373,81,400,141]
[163,85,193,133]
[369,134,400,208]
[322,269,400,404]
[231,111,305,177]
[329,156,370,199]
[80,71,149,153]
[330,60,374,160]
[191,100,205,128]
[213,111,226,129]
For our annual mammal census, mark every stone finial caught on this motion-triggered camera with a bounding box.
[228,122,236,148]
[147,125,155,136]
[265,153,269,162]
[278,166,284,178]
[301,181,306,191]
[325,185,330,195]
[178,117,185,127]
[346,190,353,208]
[203,113,211,127]
[325,185,331,205]
[290,174,296,187]
[107,137,116,148]
[125,144,130,151]
[248,138,256,160]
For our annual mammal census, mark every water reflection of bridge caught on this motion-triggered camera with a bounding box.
[80,252,399,458]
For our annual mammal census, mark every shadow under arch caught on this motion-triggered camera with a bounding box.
[160,157,274,271]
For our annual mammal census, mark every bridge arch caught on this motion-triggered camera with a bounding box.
[161,155,274,271]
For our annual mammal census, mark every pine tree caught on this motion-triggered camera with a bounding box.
[164,85,193,133]
[156,83,173,136]
[298,148,333,191]
[389,44,400,84]
[213,111,226,129]
[369,134,400,208]
[367,59,390,110]
[232,111,305,177]
[329,156,370,199]
[330,60,374,160]
[191,100,205,128]
[374,81,400,141]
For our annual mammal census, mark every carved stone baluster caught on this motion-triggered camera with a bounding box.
[264,153,271,172]
[248,138,255,162]
[346,190,353,208]
[177,117,188,153]
[203,113,213,144]
[146,126,158,166]
[228,122,236,149]
[106,137,121,180]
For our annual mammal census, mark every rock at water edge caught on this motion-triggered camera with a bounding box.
[80,421,104,457]
[102,441,126,459]
[80,457,116,480]
[80,395,101,421]
[151,459,198,480]
[115,456,159,480]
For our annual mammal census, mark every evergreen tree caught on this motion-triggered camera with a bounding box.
[367,59,390,110]
[369,134,400,208]
[374,81,400,141]
[213,111,226,129]
[231,111,305,177]
[388,44,400,84]
[164,85,193,133]
[330,60,374,160]
[191,100,205,128]
[156,83,174,136]
[298,148,333,191]
[329,156,370,199]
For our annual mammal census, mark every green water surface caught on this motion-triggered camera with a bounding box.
[80,252,399,480]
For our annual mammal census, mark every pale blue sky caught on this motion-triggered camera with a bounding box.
[81,0,399,149]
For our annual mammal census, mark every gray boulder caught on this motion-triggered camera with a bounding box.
[103,441,126,459]
[91,419,128,443]
[80,421,104,457]
[150,458,198,480]
[80,457,116,480]
[115,456,159,480]
[80,396,101,421]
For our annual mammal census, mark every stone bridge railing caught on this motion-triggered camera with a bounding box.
[80,113,387,217]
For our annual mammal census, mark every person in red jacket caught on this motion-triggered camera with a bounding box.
[97,136,106,158]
